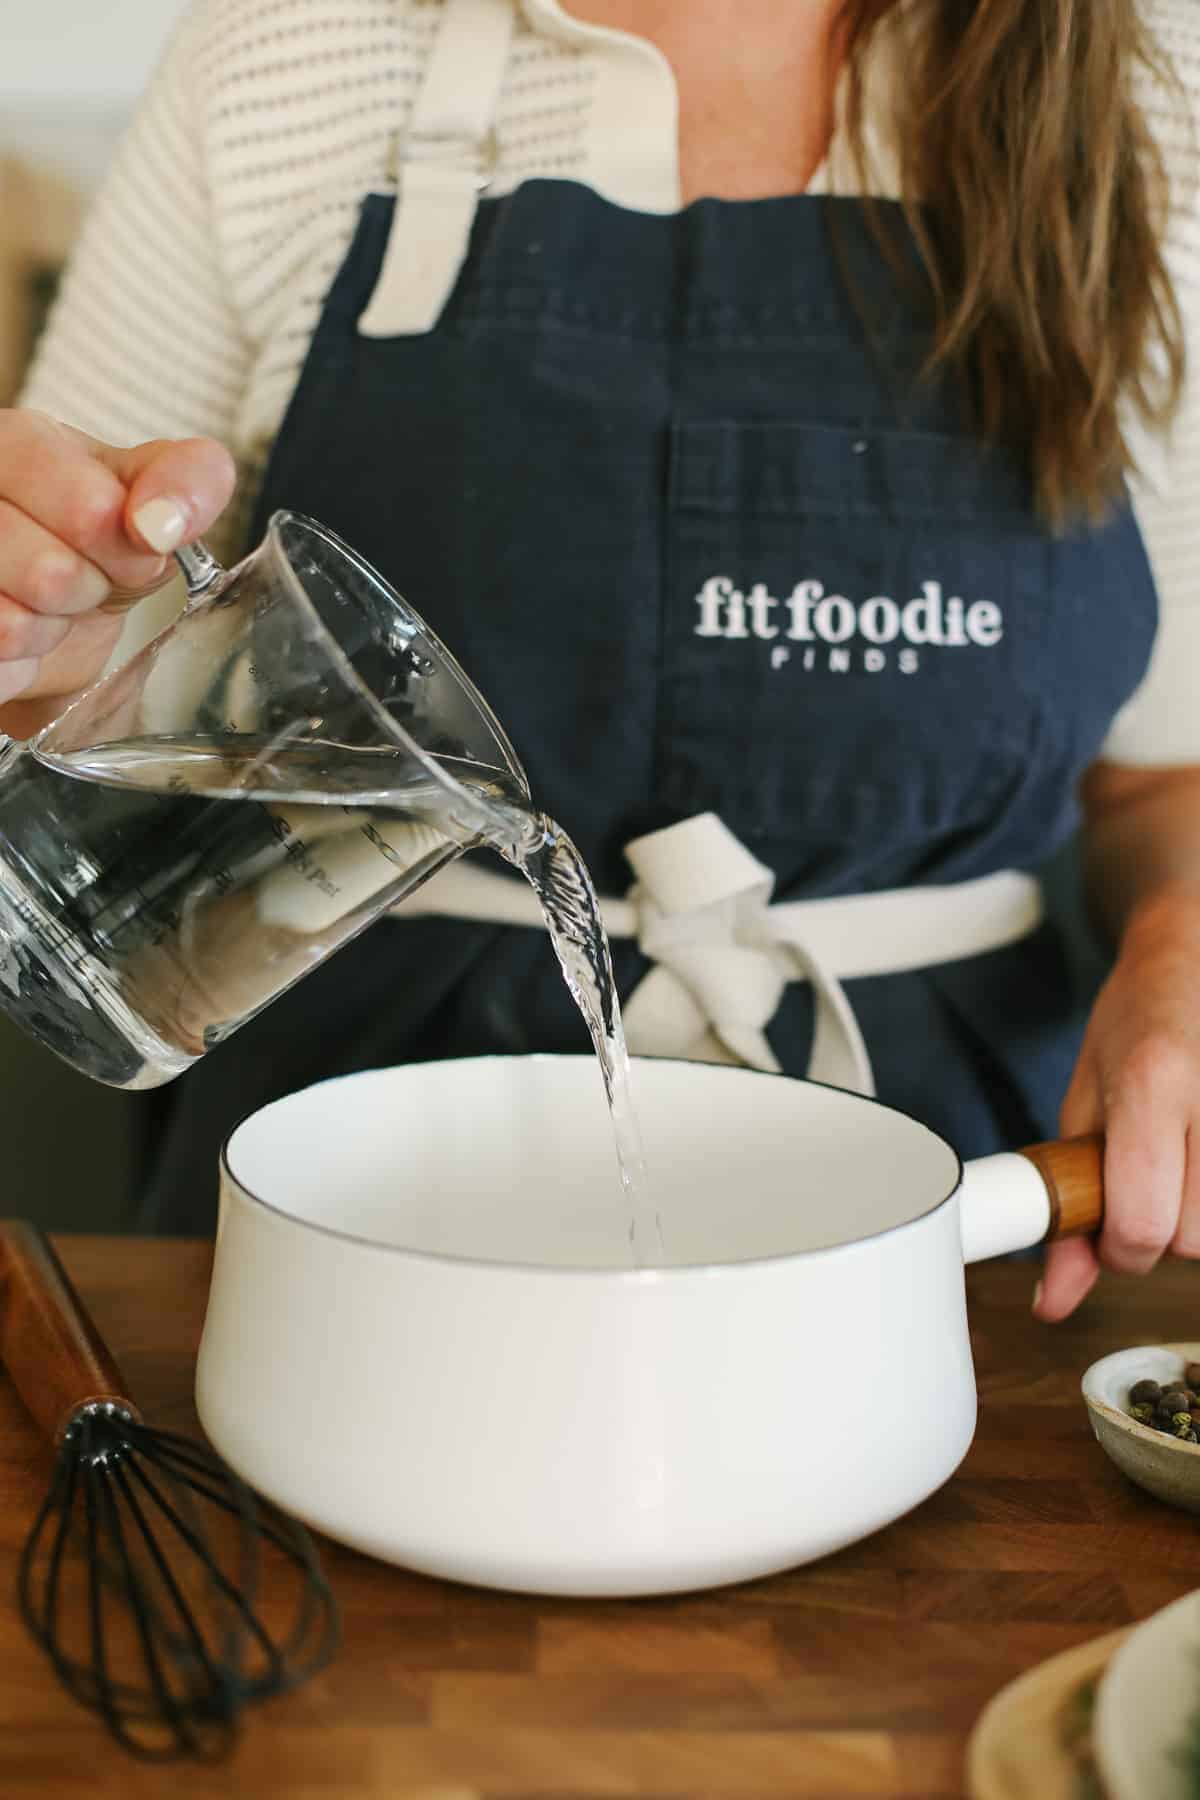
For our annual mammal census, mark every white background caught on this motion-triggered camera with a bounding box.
[0,0,190,187]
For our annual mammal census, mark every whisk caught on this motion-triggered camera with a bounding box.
[0,1220,339,1759]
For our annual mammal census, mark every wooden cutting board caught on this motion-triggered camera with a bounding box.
[4,1242,1200,1798]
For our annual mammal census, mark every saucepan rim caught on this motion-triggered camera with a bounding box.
[218,1055,967,1280]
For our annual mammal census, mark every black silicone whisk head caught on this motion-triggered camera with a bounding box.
[17,1400,339,1760]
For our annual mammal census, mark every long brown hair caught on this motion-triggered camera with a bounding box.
[841,0,1188,527]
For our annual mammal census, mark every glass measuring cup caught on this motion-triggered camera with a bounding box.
[0,511,529,1088]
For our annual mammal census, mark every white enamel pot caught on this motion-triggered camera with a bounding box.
[196,1056,1102,1597]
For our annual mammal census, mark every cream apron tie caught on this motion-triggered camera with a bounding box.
[393,812,1045,1098]
[357,0,514,337]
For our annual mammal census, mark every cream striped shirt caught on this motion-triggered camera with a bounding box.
[20,0,1200,762]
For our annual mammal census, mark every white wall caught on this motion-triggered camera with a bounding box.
[1,0,188,102]
[0,0,190,188]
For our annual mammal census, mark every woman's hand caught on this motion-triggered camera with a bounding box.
[0,408,236,738]
[1036,885,1200,1321]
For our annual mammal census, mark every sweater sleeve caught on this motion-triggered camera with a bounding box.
[17,0,249,463]
[1100,0,1200,766]
[1107,384,1200,767]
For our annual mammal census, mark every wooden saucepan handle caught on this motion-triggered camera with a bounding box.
[1017,1137,1105,1242]
[0,1219,136,1445]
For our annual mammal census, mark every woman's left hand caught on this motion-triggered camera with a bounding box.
[1036,889,1200,1320]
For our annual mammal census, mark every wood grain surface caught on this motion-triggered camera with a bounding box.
[1,1238,1198,1799]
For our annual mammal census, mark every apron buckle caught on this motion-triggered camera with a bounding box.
[402,125,498,196]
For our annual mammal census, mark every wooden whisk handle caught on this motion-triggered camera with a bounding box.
[0,1220,136,1445]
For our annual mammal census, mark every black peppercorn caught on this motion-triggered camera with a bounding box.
[1121,1372,1200,1440]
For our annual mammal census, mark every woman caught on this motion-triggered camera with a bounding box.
[1,0,1198,1319]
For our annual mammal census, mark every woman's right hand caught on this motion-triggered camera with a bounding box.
[0,409,237,739]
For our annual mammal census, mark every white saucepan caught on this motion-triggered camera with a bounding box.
[197,1056,1101,1597]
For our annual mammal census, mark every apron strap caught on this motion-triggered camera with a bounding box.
[358,0,516,338]
[251,811,1043,1099]
[386,815,1046,1098]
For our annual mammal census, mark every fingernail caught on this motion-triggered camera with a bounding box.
[132,497,188,554]
[1032,1279,1044,1314]
[0,658,40,703]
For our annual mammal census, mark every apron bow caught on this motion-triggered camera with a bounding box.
[261,809,1041,1104]
[619,814,874,1094]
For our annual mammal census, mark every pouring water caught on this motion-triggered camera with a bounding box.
[0,512,659,1260]
[10,728,660,1262]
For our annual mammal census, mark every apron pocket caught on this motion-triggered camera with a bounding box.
[656,418,1055,866]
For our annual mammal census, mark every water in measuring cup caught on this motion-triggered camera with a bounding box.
[13,732,658,1261]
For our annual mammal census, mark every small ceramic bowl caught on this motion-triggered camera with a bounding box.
[1082,1344,1200,1515]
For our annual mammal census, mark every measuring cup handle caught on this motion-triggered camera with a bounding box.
[174,539,226,599]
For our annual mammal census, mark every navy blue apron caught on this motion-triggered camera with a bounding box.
[136,180,1157,1233]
